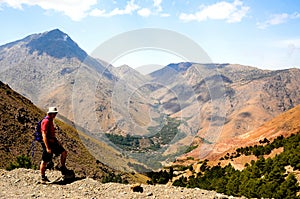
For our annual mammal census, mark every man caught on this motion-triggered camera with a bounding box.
[40,107,70,183]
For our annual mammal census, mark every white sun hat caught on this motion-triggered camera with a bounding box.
[47,107,58,114]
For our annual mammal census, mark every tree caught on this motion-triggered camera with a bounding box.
[169,167,174,179]
[225,171,240,196]
[277,174,300,199]
[173,176,187,187]
[6,155,36,170]
[258,180,280,198]
[239,178,260,198]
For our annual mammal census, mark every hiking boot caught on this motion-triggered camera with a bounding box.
[60,166,75,179]
[60,166,72,175]
[41,176,50,183]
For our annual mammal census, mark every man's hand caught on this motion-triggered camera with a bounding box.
[46,148,52,154]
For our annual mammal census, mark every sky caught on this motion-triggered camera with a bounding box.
[0,0,300,71]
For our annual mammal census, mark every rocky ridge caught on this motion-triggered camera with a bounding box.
[0,168,245,199]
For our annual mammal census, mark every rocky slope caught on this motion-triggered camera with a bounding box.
[0,168,244,199]
[177,102,300,171]
[209,102,300,164]
[149,63,300,159]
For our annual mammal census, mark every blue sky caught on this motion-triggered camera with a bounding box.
[0,0,299,70]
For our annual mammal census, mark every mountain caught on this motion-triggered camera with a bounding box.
[25,29,88,61]
[105,64,155,135]
[0,28,111,119]
[1,29,300,170]
[148,63,300,159]
[206,103,300,165]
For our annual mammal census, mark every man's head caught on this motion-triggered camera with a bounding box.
[47,107,58,118]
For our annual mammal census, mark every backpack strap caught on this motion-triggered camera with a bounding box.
[27,140,36,158]
[29,116,52,157]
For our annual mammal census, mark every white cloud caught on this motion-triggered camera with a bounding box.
[136,0,169,18]
[136,0,167,17]
[291,12,300,19]
[0,0,169,19]
[160,13,170,17]
[89,8,106,17]
[153,0,162,7]
[138,8,151,17]
[89,0,139,17]
[106,0,139,16]
[257,12,300,29]
[179,0,249,23]
[0,0,97,21]
[153,0,162,12]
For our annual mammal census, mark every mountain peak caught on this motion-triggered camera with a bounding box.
[25,29,87,61]
[166,62,193,72]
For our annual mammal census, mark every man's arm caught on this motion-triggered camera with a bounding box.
[42,131,51,154]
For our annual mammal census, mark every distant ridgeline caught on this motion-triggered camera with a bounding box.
[147,132,300,198]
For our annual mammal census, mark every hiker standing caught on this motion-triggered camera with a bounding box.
[40,107,70,183]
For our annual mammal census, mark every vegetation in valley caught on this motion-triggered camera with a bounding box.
[105,116,182,152]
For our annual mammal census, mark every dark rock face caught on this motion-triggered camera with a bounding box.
[26,29,88,61]
[262,69,300,112]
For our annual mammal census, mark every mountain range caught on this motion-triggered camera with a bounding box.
[1,29,300,170]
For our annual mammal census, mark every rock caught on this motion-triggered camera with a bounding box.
[130,183,143,193]
[147,192,153,196]
[214,193,229,199]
